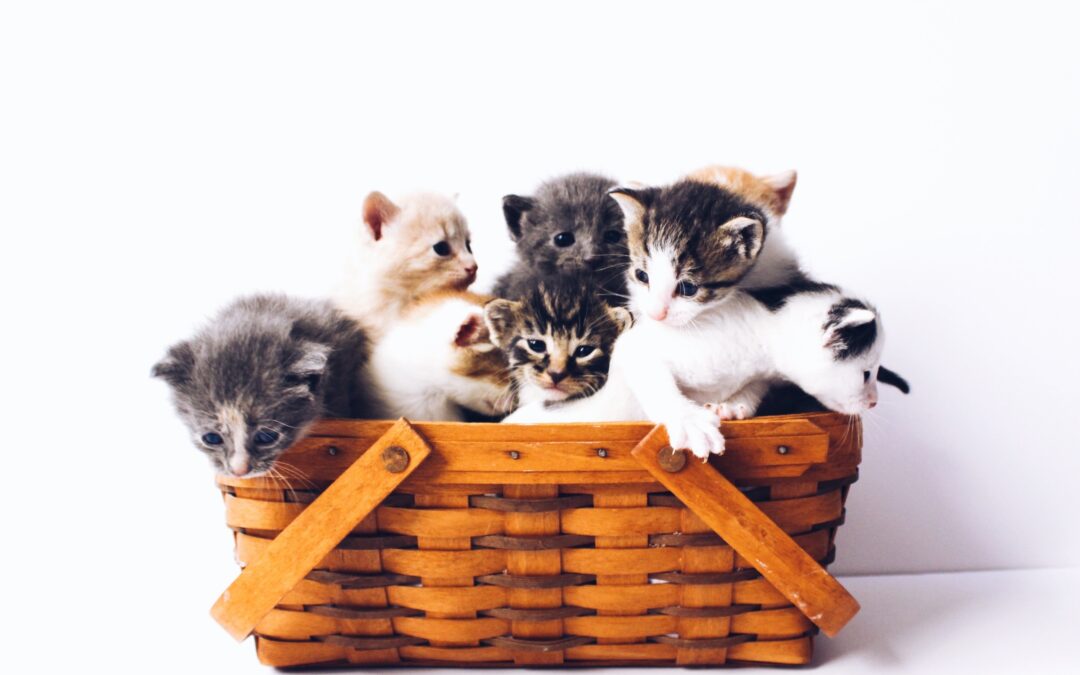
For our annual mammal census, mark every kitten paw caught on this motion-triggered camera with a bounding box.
[704,401,751,421]
[664,405,725,459]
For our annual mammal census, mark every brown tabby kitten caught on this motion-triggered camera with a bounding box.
[484,275,631,406]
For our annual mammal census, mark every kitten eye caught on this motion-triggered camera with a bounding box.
[465,239,472,253]
[254,429,280,445]
[526,339,547,353]
[553,232,575,247]
[573,345,596,358]
[603,230,622,243]
[635,269,649,284]
[433,241,452,256]
[677,281,698,297]
[202,432,224,446]
[863,370,872,383]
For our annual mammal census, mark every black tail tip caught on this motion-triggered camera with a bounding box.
[877,365,911,394]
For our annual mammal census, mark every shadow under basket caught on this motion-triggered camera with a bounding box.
[214,412,863,668]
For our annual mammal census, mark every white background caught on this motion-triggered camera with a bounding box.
[2,1,1077,673]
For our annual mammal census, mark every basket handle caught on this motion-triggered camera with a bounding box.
[631,424,860,637]
[210,418,432,641]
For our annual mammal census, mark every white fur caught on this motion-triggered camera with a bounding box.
[220,405,249,476]
[368,297,512,421]
[506,288,886,459]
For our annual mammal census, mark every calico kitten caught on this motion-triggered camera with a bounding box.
[153,294,373,477]
[610,180,771,324]
[485,276,631,405]
[335,191,478,338]
[506,285,903,458]
[368,290,514,421]
[494,173,628,303]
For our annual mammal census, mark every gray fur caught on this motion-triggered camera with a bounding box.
[152,294,374,476]
[494,172,628,303]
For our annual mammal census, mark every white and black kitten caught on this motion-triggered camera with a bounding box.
[153,294,374,477]
[494,172,628,303]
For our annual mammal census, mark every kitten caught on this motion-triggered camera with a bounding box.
[368,290,515,421]
[484,276,632,405]
[153,294,373,477]
[612,180,772,324]
[505,179,883,459]
[507,285,899,460]
[494,173,628,303]
[334,191,478,338]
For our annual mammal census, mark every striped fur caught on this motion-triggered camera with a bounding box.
[485,277,631,405]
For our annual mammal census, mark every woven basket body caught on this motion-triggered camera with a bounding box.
[217,412,861,668]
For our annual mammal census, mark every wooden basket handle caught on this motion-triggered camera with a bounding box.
[210,419,432,641]
[631,424,860,637]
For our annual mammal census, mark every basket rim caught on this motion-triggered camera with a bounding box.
[217,412,860,490]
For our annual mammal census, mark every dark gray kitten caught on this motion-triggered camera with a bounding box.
[494,172,628,304]
[153,294,373,477]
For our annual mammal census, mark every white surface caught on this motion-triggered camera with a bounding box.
[35,568,1080,673]
[2,1,1079,671]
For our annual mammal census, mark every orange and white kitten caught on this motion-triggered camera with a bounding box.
[334,191,478,338]
[368,291,514,421]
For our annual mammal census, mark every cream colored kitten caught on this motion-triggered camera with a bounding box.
[334,191,478,338]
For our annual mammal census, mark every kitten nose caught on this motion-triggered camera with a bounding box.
[230,461,250,476]
[649,305,669,321]
[867,401,878,409]
[464,264,478,279]
[548,370,568,385]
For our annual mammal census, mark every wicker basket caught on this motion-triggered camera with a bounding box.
[213,412,862,668]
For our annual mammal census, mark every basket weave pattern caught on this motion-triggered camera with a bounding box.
[218,412,860,667]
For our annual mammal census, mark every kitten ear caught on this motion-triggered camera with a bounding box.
[760,170,797,215]
[823,305,879,358]
[483,299,522,348]
[454,313,494,351]
[362,191,400,241]
[606,305,633,332]
[502,195,535,241]
[715,216,765,261]
[287,342,331,391]
[830,307,877,331]
[607,187,652,232]
[152,341,195,388]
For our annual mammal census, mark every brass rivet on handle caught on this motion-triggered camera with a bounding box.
[777,445,790,455]
[381,446,409,473]
[657,446,686,473]
[508,450,521,460]
[327,446,339,456]
[596,448,608,458]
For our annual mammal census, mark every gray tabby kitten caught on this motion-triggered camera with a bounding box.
[485,275,631,406]
[153,294,373,477]
[494,172,628,304]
